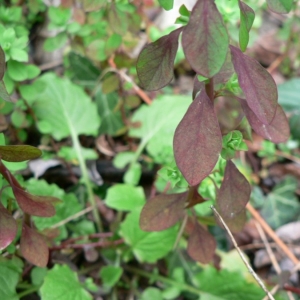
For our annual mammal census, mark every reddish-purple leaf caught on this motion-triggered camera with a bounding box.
[0,203,17,250]
[13,187,58,217]
[0,80,11,102]
[0,47,5,81]
[187,220,216,263]
[140,192,187,231]
[182,0,229,78]
[222,210,247,233]
[213,51,234,87]
[241,100,290,143]
[217,160,251,218]
[192,76,204,100]
[266,0,293,14]
[0,145,42,162]
[136,28,182,91]
[230,45,277,124]
[174,90,222,186]
[20,224,49,267]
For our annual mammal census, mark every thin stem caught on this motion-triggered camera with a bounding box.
[17,286,40,299]
[124,265,202,296]
[211,205,275,300]
[70,128,103,232]
[247,203,299,265]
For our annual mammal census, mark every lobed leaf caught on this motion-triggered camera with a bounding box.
[140,192,187,231]
[13,187,59,217]
[238,1,255,52]
[0,47,5,80]
[137,28,182,91]
[173,90,222,186]
[241,100,290,143]
[20,224,49,267]
[0,203,17,250]
[266,0,293,14]
[230,45,277,124]
[217,160,251,218]
[182,0,229,78]
[0,145,42,162]
[187,220,216,264]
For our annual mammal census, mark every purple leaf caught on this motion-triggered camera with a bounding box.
[230,45,278,124]
[0,203,17,250]
[241,100,290,143]
[182,0,229,78]
[136,28,182,91]
[0,145,42,162]
[186,185,205,208]
[174,90,222,186]
[192,76,204,100]
[0,80,11,102]
[266,0,293,14]
[140,192,187,231]
[217,160,251,218]
[20,224,49,267]
[13,187,59,217]
[222,210,247,233]
[187,220,216,263]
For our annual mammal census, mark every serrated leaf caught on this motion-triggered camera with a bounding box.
[241,100,290,143]
[260,176,300,229]
[217,160,251,219]
[239,1,255,52]
[187,220,216,264]
[40,264,92,300]
[0,47,5,80]
[0,203,17,250]
[120,207,178,263]
[266,0,293,13]
[140,192,187,231]
[20,224,49,267]
[230,45,277,124]
[105,184,145,211]
[173,90,222,186]
[182,0,229,78]
[0,145,42,162]
[137,28,182,91]
[0,257,23,300]
[129,95,191,165]
[13,187,58,217]
[29,73,101,140]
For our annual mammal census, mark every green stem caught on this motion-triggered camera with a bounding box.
[70,128,103,232]
[17,286,40,298]
[124,266,203,296]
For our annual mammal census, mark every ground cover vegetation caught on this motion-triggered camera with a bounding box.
[0,0,300,299]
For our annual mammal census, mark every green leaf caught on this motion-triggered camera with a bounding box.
[266,0,293,13]
[44,32,68,52]
[124,162,142,186]
[25,64,41,79]
[105,33,122,56]
[239,1,255,52]
[96,92,125,136]
[105,184,145,211]
[0,145,42,162]
[136,28,181,91]
[194,266,265,299]
[40,264,92,300]
[260,176,300,229]
[99,266,123,288]
[58,146,98,162]
[0,47,5,80]
[129,95,191,165]
[31,267,47,286]
[0,257,23,300]
[113,151,135,169]
[0,80,11,102]
[29,73,101,140]
[119,207,178,263]
[182,0,229,78]
[7,60,28,81]
[158,0,174,10]
[9,48,28,62]
[48,6,71,27]
[141,288,164,300]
